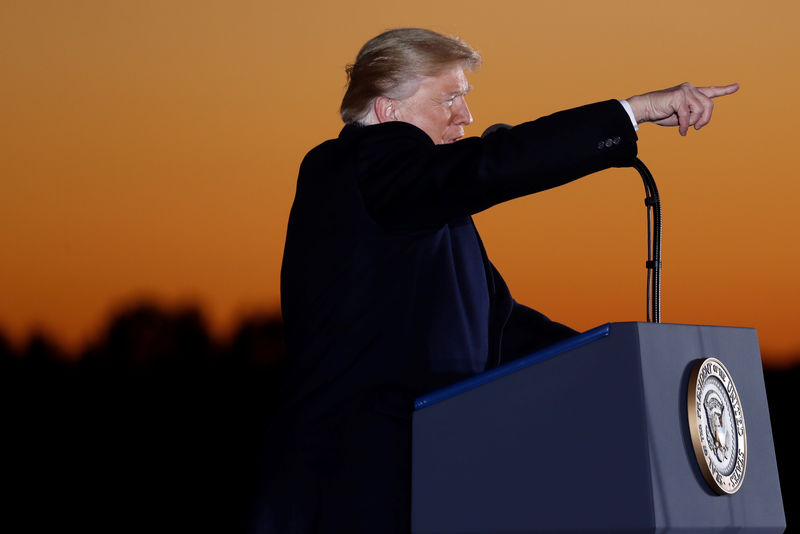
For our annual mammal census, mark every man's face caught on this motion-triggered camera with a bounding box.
[392,65,473,144]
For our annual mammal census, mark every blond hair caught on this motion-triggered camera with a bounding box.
[340,28,481,124]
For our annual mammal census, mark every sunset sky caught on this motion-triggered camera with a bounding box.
[2,1,799,367]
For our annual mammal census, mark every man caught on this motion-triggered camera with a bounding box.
[258,28,738,533]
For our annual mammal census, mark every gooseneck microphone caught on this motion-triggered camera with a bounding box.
[632,158,662,323]
[480,123,662,323]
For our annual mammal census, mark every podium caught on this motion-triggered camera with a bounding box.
[411,322,785,533]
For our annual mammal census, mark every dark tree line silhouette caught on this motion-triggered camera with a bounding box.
[3,302,284,532]
[2,303,796,531]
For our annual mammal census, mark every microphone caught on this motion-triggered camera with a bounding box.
[631,158,662,323]
[481,123,512,138]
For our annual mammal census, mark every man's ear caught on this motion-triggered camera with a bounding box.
[374,96,397,123]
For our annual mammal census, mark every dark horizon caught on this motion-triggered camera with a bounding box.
[2,300,797,372]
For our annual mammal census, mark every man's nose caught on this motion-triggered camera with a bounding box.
[453,96,473,126]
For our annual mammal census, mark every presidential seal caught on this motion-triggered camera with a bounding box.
[687,357,747,494]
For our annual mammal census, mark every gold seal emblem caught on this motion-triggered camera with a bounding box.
[687,357,747,494]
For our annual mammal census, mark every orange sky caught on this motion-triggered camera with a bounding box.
[2,1,799,367]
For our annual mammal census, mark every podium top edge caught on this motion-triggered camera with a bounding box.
[413,324,611,411]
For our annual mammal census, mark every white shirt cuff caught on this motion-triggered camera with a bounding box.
[618,99,639,131]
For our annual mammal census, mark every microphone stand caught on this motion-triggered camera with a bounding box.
[632,158,662,323]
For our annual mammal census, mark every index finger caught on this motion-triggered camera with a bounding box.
[698,83,740,99]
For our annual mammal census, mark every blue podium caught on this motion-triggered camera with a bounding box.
[412,322,785,533]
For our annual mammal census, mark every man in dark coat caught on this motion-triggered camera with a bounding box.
[255,28,738,533]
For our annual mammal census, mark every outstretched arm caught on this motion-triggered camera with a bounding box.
[627,82,739,136]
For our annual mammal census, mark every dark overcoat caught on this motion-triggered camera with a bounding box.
[255,100,638,532]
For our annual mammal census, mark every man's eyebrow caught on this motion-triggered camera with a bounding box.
[447,85,474,97]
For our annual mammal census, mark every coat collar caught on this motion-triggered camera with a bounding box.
[338,121,434,145]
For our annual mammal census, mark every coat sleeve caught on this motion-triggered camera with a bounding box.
[355,99,637,230]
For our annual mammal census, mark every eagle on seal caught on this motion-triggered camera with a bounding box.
[704,392,731,463]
